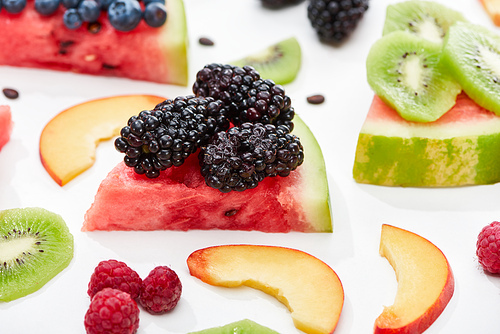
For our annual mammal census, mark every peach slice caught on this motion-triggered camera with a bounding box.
[479,0,500,26]
[187,244,344,334]
[39,94,165,186]
[375,224,454,334]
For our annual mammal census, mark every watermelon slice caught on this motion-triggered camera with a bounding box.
[353,93,500,186]
[0,0,188,85]
[0,106,13,152]
[82,115,332,233]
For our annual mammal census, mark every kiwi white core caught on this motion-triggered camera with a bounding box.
[414,17,444,44]
[478,45,500,79]
[400,54,427,93]
[0,236,37,264]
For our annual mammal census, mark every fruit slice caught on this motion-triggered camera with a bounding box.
[383,0,467,44]
[82,115,331,232]
[0,105,13,152]
[375,224,454,334]
[39,94,165,186]
[353,93,500,186]
[442,21,500,116]
[188,319,280,334]
[366,30,461,122]
[187,245,344,334]
[479,0,500,26]
[230,37,301,85]
[0,0,188,85]
[0,207,74,302]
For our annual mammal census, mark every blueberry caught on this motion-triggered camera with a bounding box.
[143,2,167,28]
[61,0,80,8]
[95,0,113,9]
[63,8,82,29]
[34,0,60,15]
[107,0,141,32]
[77,0,100,22]
[142,0,164,5]
[3,0,26,13]
[0,0,3,11]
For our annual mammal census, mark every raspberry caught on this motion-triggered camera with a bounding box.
[88,260,142,300]
[84,288,140,334]
[139,266,182,314]
[476,221,500,274]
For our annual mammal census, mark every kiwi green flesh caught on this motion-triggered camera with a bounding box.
[230,37,301,85]
[442,22,500,116]
[0,208,74,302]
[366,31,461,122]
[383,0,467,44]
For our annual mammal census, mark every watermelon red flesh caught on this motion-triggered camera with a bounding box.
[0,106,13,151]
[82,116,332,233]
[353,93,500,186]
[0,0,188,85]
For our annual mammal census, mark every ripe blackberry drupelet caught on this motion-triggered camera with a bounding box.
[193,63,295,130]
[114,95,229,178]
[200,123,304,193]
[260,0,304,8]
[308,0,369,43]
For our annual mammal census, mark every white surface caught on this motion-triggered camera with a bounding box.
[1,0,500,333]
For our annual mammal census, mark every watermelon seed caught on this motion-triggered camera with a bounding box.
[2,88,19,99]
[224,209,238,217]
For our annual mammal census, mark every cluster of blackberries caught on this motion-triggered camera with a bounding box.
[115,64,304,192]
[259,0,369,43]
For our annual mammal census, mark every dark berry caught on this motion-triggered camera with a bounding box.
[308,0,369,43]
[84,288,140,334]
[115,95,230,178]
[143,2,167,28]
[61,0,79,8]
[95,0,113,9]
[34,0,60,15]
[3,0,26,13]
[107,0,142,32]
[142,0,164,5]
[63,8,83,29]
[139,266,182,314]
[200,122,304,192]
[87,259,142,300]
[261,0,304,8]
[77,0,100,22]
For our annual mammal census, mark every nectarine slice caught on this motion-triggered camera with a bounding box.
[187,244,344,334]
[375,224,454,334]
[39,95,165,186]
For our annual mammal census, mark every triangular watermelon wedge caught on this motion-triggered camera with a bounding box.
[353,93,500,187]
[82,115,332,233]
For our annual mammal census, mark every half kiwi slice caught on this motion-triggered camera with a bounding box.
[366,30,461,122]
[442,21,500,115]
[0,207,74,302]
[383,0,467,44]
[230,37,301,85]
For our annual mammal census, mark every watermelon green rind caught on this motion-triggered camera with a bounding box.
[353,94,500,186]
[187,319,280,334]
[442,21,500,116]
[82,115,332,233]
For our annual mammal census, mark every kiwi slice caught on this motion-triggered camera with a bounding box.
[230,36,301,85]
[0,207,74,302]
[442,22,500,115]
[366,31,461,122]
[383,0,467,44]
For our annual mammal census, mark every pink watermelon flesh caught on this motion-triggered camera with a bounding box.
[0,0,188,85]
[83,116,332,233]
[0,106,13,151]
[84,155,311,232]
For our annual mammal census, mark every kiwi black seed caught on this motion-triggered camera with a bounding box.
[383,0,467,44]
[442,21,500,116]
[366,31,461,122]
[230,37,301,85]
[0,207,74,302]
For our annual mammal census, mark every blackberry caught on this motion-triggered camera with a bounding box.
[261,0,304,8]
[114,95,229,178]
[308,0,369,43]
[193,63,295,130]
[200,123,304,193]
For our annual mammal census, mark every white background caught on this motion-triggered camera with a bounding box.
[1,0,500,333]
